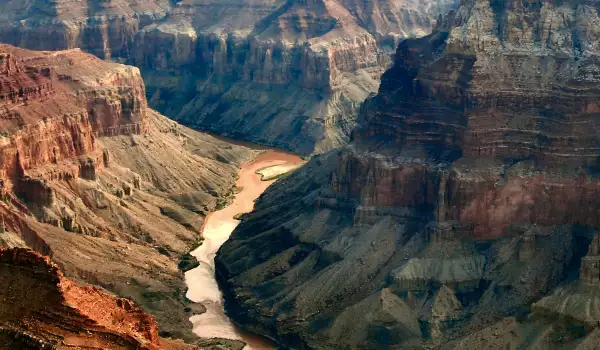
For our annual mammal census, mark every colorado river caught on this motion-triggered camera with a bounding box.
[185,150,304,349]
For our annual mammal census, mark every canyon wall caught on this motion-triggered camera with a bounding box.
[135,0,458,155]
[0,0,457,155]
[0,247,164,349]
[0,0,170,58]
[0,44,148,181]
[0,43,255,346]
[215,0,600,348]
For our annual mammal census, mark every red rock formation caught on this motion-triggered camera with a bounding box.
[342,0,600,238]
[0,0,458,155]
[0,44,148,184]
[0,43,256,344]
[0,0,457,156]
[0,48,165,345]
[0,247,162,349]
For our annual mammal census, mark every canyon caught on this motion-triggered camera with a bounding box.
[215,0,600,348]
[0,43,259,348]
[4,0,600,349]
[0,0,457,155]
[186,150,303,349]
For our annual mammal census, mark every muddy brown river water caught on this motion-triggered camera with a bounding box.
[185,150,304,349]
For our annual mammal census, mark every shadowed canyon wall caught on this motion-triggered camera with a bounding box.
[214,0,600,348]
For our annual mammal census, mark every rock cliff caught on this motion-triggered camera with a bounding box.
[0,44,147,181]
[0,0,170,58]
[136,0,457,155]
[0,43,255,346]
[0,247,167,349]
[215,0,600,348]
[0,0,457,155]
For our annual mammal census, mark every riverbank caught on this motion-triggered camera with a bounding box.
[185,150,305,349]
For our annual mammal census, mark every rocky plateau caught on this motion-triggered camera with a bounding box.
[0,0,457,155]
[0,43,256,348]
[215,0,600,348]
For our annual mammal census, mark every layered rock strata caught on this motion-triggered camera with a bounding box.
[136,0,457,155]
[0,44,148,181]
[0,43,255,345]
[0,247,170,350]
[581,233,600,284]
[0,0,171,59]
[215,0,600,348]
[0,0,456,155]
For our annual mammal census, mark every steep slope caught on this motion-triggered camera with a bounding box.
[0,43,255,343]
[0,0,457,155]
[0,247,200,350]
[135,0,458,155]
[215,0,600,348]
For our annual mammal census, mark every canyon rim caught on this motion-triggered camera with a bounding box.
[3,0,600,350]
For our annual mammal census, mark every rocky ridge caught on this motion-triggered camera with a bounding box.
[0,247,178,349]
[0,43,255,346]
[0,0,457,155]
[215,0,600,348]
[0,0,171,59]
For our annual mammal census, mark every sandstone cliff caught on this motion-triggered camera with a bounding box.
[0,247,175,349]
[215,0,600,348]
[0,0,456,155]
[0,43,255,345]
[0,0,170,58]
[136,0,457,155]
[0,247,244,350]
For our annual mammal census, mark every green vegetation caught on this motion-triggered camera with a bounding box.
[215,197,228,210]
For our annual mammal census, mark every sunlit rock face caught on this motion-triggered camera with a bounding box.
[0,0,457,155]
[0,43,148,183]
[134,0,458,155]
[215,1,600,348]
[0,43,255,342]
[0,247,164,350]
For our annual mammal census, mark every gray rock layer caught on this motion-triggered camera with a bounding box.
[216,0,600,348]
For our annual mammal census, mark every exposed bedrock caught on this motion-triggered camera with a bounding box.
[0,0,171,59]
[0,0,458,155]
[0,43,256,345]
[133,0,458,154]
[0,247,164,349]
[154,32,386,154]
[0,44,148,182]
[216,0,600,348]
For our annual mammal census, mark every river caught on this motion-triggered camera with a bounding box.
[185,149,305,349]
